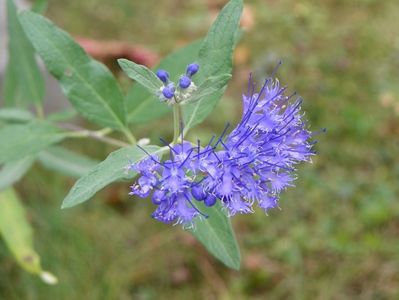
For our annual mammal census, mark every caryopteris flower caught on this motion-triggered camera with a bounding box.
[128,69,317,227]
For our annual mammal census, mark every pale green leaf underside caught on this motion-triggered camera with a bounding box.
[0,121,65,164]
[38,146,99,178]
[0,156,35,191]
[62,145,166,209]
[19,11,126,130]
[189,202,241,270]
[0,108,34,123]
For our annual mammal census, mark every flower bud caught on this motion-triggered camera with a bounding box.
[179,75,191,89]
[192,185,206,201]
[162,84,175,99]
[156,69,169,83]
[186,63,199,77]
[152,190,165,205]
[204,194,217,207]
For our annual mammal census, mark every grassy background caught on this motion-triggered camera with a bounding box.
[1,0,399,299]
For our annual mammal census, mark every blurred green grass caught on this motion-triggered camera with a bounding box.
[1,0,399,299]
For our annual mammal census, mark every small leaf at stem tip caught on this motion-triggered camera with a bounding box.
[118,59,163,94]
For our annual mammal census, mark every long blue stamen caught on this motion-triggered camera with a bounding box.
[136,144,169,169]
[213,123,231,149]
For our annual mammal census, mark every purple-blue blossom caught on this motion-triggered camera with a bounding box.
[128,72,316,227]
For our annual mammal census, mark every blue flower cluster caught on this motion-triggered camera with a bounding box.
[129,72,315,227]
[156,63,199,102]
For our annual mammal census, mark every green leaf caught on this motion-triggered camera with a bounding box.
[0,121,65,164]
[47,109,78,122]
[38,146,98,178]
[3,0,45,106]
[189,202,241,270]
[19,11,127,130]
[0,188,58,284]
[31,0,48,14]
[62,145,166,209]
[0,108,34,123]
[2,61,21,107]
[118,59,163,94]
[182,0,243,132]
[0,156,35,191]
[126,40,202,124]
[183,74,232,104]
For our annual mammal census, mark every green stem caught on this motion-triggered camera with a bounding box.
[64,131,87,138]
[35,103,44,119]
[65,130,129,148]
[59,123,130,147]
[96,127,113,137]
[173,103,181,144]
[122,128,137,145]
